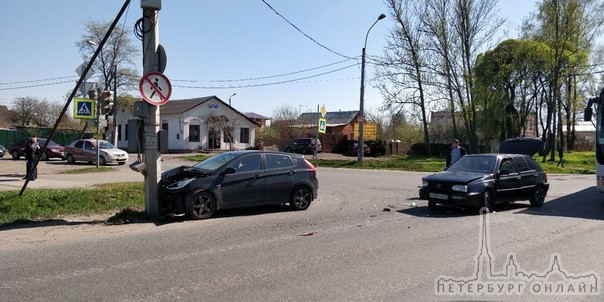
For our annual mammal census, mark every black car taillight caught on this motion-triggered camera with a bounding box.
[304,159,317,176]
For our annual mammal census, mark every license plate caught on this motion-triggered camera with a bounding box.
[429,193,448,200]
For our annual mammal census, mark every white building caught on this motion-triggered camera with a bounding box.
[114,96,259,152]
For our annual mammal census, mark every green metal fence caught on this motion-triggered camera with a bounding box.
[0,128,91,147]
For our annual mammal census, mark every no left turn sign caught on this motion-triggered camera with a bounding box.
[139,71,172,105]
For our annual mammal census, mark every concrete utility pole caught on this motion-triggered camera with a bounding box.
[142,1,161,217]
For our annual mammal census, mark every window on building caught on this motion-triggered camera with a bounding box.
[125,124,128,141]
[240,128,250,144]
[189,125,200,142]
[118,125,122,141]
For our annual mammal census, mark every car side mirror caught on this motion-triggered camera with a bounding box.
[221,167,236,176]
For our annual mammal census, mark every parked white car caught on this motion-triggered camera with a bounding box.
[64,139,128,166]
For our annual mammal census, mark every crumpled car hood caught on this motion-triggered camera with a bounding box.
[162,166,209,181]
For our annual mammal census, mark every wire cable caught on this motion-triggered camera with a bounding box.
[172,58,358,83]
[0,76,78,86]
[260,0,353,60]
[173,63,357,89]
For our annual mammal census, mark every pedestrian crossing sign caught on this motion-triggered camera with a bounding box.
[318,118,326,133]
[74,98,95,119]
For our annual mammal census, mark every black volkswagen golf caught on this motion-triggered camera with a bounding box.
[419,138,549,213]
[159,150,319,220]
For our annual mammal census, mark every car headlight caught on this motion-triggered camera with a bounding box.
[452,185,468,193]
[422,180,428,187]
[166,178,195,191]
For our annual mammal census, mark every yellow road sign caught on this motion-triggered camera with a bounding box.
[318,118,326,133]
[74,98,95,120]
[353,123,377,141]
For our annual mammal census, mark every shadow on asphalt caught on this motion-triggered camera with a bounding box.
[0,174,23,179]
[515,186,604,221]
[399,186,604,221]
[0,205,299,231]
[161,205,296,223]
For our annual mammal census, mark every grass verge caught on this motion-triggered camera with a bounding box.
[0,182,145,226]
[310,151,595,174]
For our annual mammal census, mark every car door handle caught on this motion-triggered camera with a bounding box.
[254,174,263,179]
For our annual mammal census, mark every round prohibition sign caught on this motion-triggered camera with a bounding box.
[139,71,172,105]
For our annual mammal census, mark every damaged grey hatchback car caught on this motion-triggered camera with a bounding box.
[159,150,319,220]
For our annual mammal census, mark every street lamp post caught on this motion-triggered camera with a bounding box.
[229,93,236,106]
[358,13,386,163]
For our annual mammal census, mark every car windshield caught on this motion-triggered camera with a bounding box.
[98,141,115,149]
[447,156,496,173]
[193,152,242,171]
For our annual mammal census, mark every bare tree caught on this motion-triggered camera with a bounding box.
[377,0,433,156]
[76,20,139,94]
[207,113,241,150]
[271,104,303,141]
[11,97,82,129]
[378,0,502,154]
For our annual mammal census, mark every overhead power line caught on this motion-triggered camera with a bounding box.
[0,79,76,91]
[173,63,358,89]
[172,58,358,83]
[0,76,78,86]
[260,0,353,60]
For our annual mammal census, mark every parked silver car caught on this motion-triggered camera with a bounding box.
[64,139,128,165]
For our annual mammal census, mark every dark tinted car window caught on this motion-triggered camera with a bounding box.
[513,156,532,172]
[75,141,84,149]
[266,154,293,169]
[499,158,517,174]
[232,154,262,173]
[295,139,311,145]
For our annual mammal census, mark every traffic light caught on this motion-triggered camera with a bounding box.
[101,90,114,115]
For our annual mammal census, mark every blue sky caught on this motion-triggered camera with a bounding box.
[0,0,537,117]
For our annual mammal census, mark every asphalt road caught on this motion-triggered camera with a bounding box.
[0,156,603,301]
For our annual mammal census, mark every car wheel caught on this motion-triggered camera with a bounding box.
[41,152,49,161]
[186,191,216,220]
[11,151,19,160]
[99,156,107,166]
[66,154,75,164]
[290,186,313,211]
[480,190,494,213]
[530,185,546,207]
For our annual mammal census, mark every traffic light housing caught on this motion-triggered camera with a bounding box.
[101,90,114,115]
